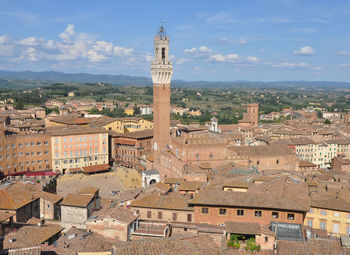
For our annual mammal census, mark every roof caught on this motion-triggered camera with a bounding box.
[114,129,153,139]
[46,126,108,136]
[299,160,317,168]
[0,212,15,222]
[112,235,218,255]
[225,221,261,235]
[89,116,119,127]
[143,169,159,175]
[276,239,344,255]
[3,225,63,249]
[82,164,110,173]
[131,194,193,211]
[178,181,206,191]
[310,191,350,212]
[42,227,115,254]
[61,193,94,208]
[79,187,100,195]
[0,183,40,210]
[191,178,310,212]
[108,207,138,224]
[47,116,92,125]
[38,191,63,203]
[227,144,295,157]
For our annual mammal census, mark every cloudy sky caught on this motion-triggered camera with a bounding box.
[0,0,349,81]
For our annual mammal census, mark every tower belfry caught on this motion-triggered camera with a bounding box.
[151,23,173,166]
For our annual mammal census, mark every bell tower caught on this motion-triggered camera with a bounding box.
[151,23,173,159]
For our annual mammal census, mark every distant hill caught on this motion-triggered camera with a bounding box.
[0,70,349,89]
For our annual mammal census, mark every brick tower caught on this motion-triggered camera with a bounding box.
[151,24,173,163]
[247,103,259,127]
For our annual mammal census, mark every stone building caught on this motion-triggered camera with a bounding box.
[86,207,138,241]
[61,188,100,229]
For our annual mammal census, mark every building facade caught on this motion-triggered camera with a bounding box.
[47,127,109,174]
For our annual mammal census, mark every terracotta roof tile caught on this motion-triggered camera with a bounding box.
[61,193,94,207]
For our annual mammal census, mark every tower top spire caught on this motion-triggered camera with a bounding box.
[157,20,166,37]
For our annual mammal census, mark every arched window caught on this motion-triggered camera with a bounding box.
[162,48,165,60]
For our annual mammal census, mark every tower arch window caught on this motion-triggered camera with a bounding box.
[162,48,165,61]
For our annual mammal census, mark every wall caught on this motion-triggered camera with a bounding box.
[86,218,129,241]
[51,132,108,174]
[305,207,350,236]
[61,205,87,229]
[131,207,194,223]
[194,206,304,226]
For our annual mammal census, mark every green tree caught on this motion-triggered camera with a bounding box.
[325,119,331,124]
[317,110,323,119]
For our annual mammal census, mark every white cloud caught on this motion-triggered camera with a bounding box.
[339,63,350,68]
[219,37,228,43]
[59,24,75,40]
[0,24,134,64]
[175,58,186,65]
[246,56,259,62]
[185,46,213,54]
[200,12,240,24]
[293,46,315,56]
[272,62,310,68]
[113,46,133,56]
[338,51,350,56]
[237,39,247,45]
[209,54,239,62]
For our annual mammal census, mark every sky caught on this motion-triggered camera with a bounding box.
[0,0,350,82]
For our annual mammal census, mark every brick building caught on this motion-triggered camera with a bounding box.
[0,120,52,176]
[226,144,299,171]
[191,178,310,226]
[131,194,194,223]
[112,129,153,169]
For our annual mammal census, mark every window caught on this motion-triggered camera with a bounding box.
[237,209,244,216]
[196,153,199,160]
[173,213,177,221]
[333,223,339,234]
[347,226,350,235]
[320,210,327,216]
[309,208,314,213]
[287,213,295,220]
[147,211,151,218]
[255,211,262,217]
[334,212,340,218]
[272,212,279,219]
[201,207,209,214]
[265,237,268,242]
[219,209,227,215]
[158,212,162,219]
[187,214,192,222]
[307,219,313,227]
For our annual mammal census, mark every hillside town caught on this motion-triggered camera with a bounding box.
[2,26,350,255]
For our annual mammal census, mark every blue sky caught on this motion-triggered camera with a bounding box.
[0,0,349,82]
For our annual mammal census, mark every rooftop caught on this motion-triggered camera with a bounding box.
[61,193,94,208]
